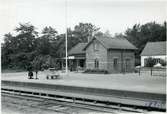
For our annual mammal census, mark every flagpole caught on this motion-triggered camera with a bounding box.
[65,0,68,75]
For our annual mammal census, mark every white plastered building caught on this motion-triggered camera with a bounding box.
[140,41,167,67]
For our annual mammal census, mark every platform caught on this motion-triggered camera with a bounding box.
[2,71,166,94]
[1,71,166,110]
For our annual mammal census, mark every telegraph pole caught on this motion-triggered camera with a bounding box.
[65,0,68,75]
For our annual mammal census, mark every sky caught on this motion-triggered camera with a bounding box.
[0,0,166,41]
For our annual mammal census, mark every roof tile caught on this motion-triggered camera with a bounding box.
[68,43,87,55]
[83,36,137,50]
[140,41,166,56]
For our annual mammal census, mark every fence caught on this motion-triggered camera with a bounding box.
[138,67,166,77]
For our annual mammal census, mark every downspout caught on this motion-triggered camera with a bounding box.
[121,49,124,73]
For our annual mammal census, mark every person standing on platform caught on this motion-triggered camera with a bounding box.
[27,65,33,79]
[29,70,33,79]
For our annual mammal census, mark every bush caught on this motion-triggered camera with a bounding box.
[145,57,167,67]
[84,69,109,74]
[145,57,156,67]
[159,59,166,66]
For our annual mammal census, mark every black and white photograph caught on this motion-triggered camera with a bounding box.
[0,0,166,114]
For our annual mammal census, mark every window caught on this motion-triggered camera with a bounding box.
[155,58,160,64]
[94,59,99,69]
[144,58,148,66]
[113,58,118,70]
[86,53,89,57]
[94,42,99,51]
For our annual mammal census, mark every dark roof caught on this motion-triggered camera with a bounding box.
[140,41,166,56]
[68,43,87,55]
[83,36,137,50]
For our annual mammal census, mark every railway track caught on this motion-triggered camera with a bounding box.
[2,88,145,114]
[2,92,99,114]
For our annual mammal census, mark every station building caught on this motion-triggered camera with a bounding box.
[67,36,137,73]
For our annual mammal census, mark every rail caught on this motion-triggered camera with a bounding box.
[1,87,166,112]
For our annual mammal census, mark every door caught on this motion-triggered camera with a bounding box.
[125,59,131,72]
[94,59,99,69]
[113,58,118,71]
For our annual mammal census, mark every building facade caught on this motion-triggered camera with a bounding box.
[140,41,167,67]
[83,36,137,73]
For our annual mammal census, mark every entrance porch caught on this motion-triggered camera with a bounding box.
[61,56,86,71]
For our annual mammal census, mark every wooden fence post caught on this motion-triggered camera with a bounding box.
[151,67,153,76]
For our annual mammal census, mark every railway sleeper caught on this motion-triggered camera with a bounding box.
[1,88,166,112]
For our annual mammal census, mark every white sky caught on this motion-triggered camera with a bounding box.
[0,0,166,41]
